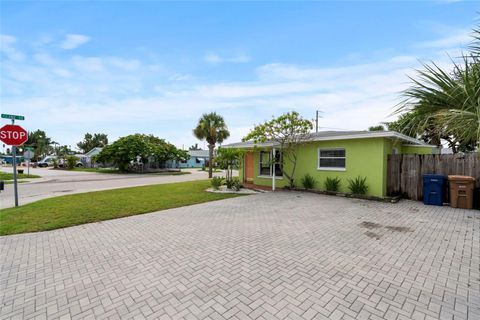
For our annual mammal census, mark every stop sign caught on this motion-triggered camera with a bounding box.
[0,124,28,146]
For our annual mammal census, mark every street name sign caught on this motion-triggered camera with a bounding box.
[1,114,25,121]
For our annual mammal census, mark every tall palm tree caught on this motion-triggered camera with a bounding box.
[193,112,230,178]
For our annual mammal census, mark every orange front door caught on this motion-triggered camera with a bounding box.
[244,152,254,182]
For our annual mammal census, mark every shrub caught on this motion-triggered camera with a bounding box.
[52,158,59,169]
[231,177,242,191]
[211,176,223,190]
[225,178,234,189]
[300,173,317,190]
[65,156,79,170]
[348,176,368,195]
[325,177,341,192]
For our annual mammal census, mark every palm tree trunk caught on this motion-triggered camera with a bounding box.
[208,144,214,178]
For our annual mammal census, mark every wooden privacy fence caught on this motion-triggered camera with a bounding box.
[387,154,480,200]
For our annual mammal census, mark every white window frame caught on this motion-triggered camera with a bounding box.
[318,148,346,171]
[258,150,283,178]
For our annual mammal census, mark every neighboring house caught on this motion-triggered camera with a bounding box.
[223,130,438,198]
[0,155,24,165]
[179,150,210,168]
[84,147,103,158]
[82,147,103,167]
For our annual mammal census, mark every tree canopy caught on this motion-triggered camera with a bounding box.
[243,111,313,188]
[95,134,188,172]
[77,133,108,153]
[23,130,52,160]
[216,148,244,182]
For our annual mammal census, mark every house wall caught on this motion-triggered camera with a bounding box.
[251,138,388,197]
[240,138,438,197]
[401,145,438,154]
[178,157,205,168]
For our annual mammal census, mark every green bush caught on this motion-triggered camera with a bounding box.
[225,178,234,189]
[300,173,317,190]
[231,177,242,191]
[225,177,242,191]
[348,176,368,195]
[52,158,59,169]
[211,176,223,190]
[325,177,341,192]
[65,156,79,170]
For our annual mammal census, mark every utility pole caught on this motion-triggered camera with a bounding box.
[315,110,323,133]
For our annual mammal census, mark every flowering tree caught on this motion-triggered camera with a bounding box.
[243,111,313,188]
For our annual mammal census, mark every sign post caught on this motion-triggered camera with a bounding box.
[24,148,34,176]
[0,114,27,207]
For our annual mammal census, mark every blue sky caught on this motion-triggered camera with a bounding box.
[0,1,478,150]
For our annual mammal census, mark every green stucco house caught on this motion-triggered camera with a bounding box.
[223,131,438,198]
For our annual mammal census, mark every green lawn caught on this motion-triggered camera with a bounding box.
[0,172,41,180]
[0,180,241,235]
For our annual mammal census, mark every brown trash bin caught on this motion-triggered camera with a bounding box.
[448,175,476,209]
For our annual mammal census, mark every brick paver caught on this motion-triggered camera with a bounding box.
[1,192,479,319]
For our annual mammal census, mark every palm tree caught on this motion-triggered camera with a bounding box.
[193,112,230,178]
[395,28,480,152]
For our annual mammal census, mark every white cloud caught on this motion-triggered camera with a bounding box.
[204,52,251,64]
[72,56,104,72]
[204,53,222,64]
[417,29,471,49]
[0,34,25,61]
[60,34,90,50]
[108,58,141,71]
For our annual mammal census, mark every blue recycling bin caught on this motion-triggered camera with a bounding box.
[423,174,446,206]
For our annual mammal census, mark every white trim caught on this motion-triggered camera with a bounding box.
[306,131,427,146]
[318,148,346,171]
[401,144,437,148]
[258,175,284,179]
[272,147,276,191]
[258,150,284,179]
[317,167,346,172]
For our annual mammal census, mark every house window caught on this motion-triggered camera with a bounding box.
[318,148,346,170]
[259,150,283,176]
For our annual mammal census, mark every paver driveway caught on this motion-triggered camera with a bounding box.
[1,192,479,320]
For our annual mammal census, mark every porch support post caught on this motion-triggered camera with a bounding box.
[272,148,276,191]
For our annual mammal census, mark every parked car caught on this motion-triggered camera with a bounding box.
[37,156,57,167]
[37,155,85,168]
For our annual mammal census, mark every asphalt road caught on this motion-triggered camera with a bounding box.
[0,167,218,208]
